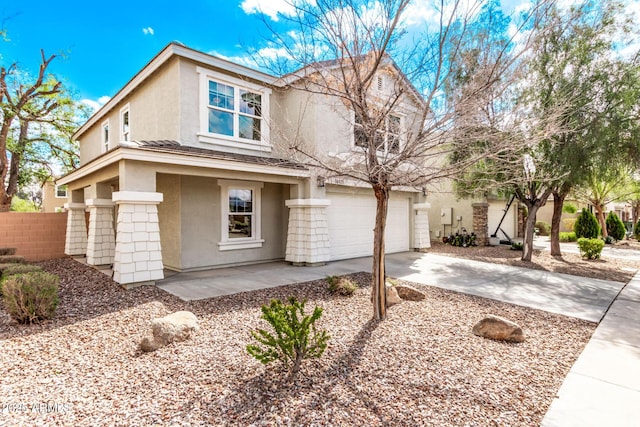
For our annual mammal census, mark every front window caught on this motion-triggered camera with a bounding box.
[353,112,402,154]
[207,81,262,141]
[120,105,130,142]
[218,180,264,251]
[55,184,68,198]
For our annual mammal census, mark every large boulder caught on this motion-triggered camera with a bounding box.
[395,284,426,301]
[140,311,199,352]
[386,285,402,306]
[472,315,525,343]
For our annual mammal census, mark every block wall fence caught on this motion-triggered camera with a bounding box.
[0,212,81,261]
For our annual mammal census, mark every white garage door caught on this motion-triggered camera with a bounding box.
[326,192,410,260]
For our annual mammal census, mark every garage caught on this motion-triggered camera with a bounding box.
[326,190,411,260]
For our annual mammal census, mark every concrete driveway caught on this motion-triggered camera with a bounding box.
[157,251,624,322]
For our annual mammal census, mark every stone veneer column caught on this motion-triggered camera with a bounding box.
[472,202,490,246]
[86,199,116,265]
[112,191,163,286]
[64,202,88,256]
[413,202,431,251]
[285,199,331,266]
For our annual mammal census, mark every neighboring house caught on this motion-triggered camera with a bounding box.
[58,43,430,287]
[41,180,67,213]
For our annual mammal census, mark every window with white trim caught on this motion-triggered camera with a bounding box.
[55,184,68,198]
[198,67,271,152]
[353,112,402,154]
[101,120,110,152]
[218,180,264,251]
[120,105,130,142]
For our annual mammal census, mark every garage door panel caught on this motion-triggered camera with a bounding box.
[327,193,410,260]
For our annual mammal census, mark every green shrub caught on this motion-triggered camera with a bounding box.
[1,264,43,279]
[2,272,60,324]
[535,221,551,236]
[247,297,329,381]
[511,242,523,251]
[327,276,357,296]
[559,232,577,242]
[577,238,605,260]
[605,212,626,241]
[574,208,600,239]
[562,203,578,214]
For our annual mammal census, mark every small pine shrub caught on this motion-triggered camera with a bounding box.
[574,209,600,239]
[535,221,551,236]
[559,232,577,242]
[2,272,60,324]
[327,276,357,296]
[247,297,329,381]
[577,238,605,260]
[605,212,626,241]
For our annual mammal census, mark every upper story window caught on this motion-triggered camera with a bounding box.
[55,184,68,198]
[101,120,110,152]
[354,112,402,154]
[198,67,271,152]
[120,105,130,142]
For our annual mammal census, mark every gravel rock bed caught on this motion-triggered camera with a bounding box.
[1,258,594,426]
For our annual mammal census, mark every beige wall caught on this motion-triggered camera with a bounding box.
[41,181,66,213]
[79,57,182,165]
[157,173,182,270]
[536,198,586,232]
[425,180,480,239]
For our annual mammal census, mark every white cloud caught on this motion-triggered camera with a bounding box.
[240,0,313,21]
[82,96,111,113]
[142,27,154,36]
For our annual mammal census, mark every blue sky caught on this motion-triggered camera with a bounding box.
[1,0,280,107]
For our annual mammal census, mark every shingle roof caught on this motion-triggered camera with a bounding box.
[136,140,307,170]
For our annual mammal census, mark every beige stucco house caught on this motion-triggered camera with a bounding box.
[58,43,430,287]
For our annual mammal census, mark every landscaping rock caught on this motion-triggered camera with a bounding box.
[395,284,426,301]
[385,285,402,306]
[472,315,525,343]
[140,311,199,352]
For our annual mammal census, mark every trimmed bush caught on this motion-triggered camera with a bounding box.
[247,297,329,381]
[606,212,626,241]
[577,238,605,260]
[535,221,551,236]
[327,276,357,296]
[574,208,600,239]
[2,272,60,324]
[559,232,577,242]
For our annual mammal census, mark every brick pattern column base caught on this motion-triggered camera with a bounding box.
[413,203,431,250]
[86,199,115,265]
[64,203,88,256]
[472,202,489,246]
[285,199,331,265]
[517,205,526,238]
[112,191,164,285]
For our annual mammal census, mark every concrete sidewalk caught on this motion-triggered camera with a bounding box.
[157,251,624,322]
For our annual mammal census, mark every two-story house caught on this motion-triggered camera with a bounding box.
[58,42,430,287]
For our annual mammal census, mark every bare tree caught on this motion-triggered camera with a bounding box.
[252,0,547,319]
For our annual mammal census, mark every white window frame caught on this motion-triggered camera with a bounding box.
[218,179,264,251]
[120,104,130,142]
[197,66,271,153]
[55,184,68,199]
[101,120,110,153]
[353,111,404,155]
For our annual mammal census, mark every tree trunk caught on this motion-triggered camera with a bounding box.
[372,183,389,321]
[594,203,607,237]
[522,203,541,262]
[550,190,567,256]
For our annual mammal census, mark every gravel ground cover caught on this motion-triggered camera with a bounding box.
[1,258,594,426]
[425,241,638,283]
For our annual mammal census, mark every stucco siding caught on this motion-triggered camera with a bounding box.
[157,173,182,270]
[178,176,287,271]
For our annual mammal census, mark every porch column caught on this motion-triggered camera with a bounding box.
[112,191,163,286]
[64,203,88,256]
[285,199,331,266]
[86,198,116,266]
[473,202,490,246]
[413,202,431,251]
